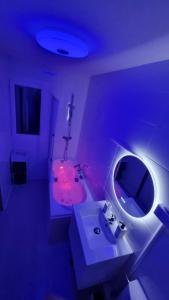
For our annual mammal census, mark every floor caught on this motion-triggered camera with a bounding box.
[0,180,77,300]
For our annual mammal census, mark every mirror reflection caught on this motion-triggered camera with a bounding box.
[114,155,155,218]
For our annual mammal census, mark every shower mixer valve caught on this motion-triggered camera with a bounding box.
[74,164,88,180]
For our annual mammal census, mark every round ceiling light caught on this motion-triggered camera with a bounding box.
[36,29,89,58]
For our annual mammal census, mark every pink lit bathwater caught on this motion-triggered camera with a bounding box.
[52,160,86,207]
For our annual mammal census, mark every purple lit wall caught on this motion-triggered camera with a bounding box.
[8,58,89,180]
[77,60,169,201]
[0,57,12,209]
[52,72,89,161]
[9,59,54,180]
[77,60,169,299]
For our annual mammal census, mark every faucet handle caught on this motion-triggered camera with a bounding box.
[119,221,126,229]
[108,214,116,222]
[115,221,127,238]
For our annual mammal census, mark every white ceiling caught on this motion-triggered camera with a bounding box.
[1,0,169,75]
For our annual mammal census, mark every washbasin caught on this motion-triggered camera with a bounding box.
[73,201,133,265]
[70,200,134,289]
[80,214,113,250]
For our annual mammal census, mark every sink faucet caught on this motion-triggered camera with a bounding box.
[105,219,113,227]
[103,201,116,220]
[107,214,116,222]
[104,214,116,227]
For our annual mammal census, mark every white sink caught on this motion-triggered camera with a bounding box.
[81,214,114,250]
[70,200,134,290]
[73,200,133,265]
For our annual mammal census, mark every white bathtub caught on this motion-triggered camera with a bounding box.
[48,159,94,242]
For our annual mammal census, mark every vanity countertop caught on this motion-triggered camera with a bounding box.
[73,200,133,265]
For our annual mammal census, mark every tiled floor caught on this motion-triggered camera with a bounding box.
[0,181,76,300]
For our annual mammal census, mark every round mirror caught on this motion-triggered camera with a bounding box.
[113,155,155,218]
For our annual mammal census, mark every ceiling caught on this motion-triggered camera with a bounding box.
[1,0,169,75]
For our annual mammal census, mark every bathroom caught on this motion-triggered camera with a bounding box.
[0,1,169,300]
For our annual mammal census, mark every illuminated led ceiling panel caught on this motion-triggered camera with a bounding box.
[36,29,89,58]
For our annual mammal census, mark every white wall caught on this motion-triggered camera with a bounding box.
[52,71,90,161]
[80,34,169,76]
[77,60,169,250]
[77,60,169,299]
[9,59,55,180]
[8,58,90,179]
[132,226,169,300]
[0,56,12,209]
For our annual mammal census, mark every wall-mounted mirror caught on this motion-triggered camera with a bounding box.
[113,155,155,218]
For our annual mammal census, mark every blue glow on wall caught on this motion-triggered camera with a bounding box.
[77,60,169,203]
[76,59,169,256]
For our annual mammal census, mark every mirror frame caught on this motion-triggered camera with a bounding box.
[112,154,156,218]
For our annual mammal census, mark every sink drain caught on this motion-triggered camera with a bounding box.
[94,227,101,235]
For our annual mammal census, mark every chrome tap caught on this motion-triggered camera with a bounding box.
[114,221,127,238]
[104,214,116,226]
[74,163,88,180]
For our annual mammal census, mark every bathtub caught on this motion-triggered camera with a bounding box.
[48,159,93,242]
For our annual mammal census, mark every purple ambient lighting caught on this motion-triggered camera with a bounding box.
[36,29,89,58]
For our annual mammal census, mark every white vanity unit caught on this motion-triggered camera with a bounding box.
[69,200,134,290]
